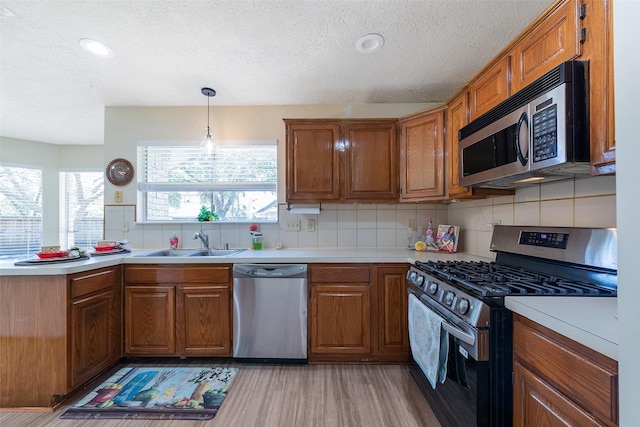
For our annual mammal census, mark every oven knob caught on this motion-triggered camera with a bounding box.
[427,281,438,295]
[444,291,455,306]
[457,298,470,315]
[407,271,417,282]
[415,275,425,287]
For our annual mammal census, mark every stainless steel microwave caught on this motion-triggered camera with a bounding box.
[458,61,590,188]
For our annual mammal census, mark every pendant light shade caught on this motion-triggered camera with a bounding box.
[200,87,216,155]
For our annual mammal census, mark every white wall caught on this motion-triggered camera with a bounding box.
[0,137,103,245]
[614,1,640,424]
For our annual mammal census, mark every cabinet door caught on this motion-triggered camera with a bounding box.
[68,266,122,389]
[511,0,581,93]
[399,108,445,201]
[69,289,119,388]
[125,286,176,355]
[344,121,398,201]
[310,284,371,355]
[514,362,605,427]
[285,121,341,202]
[446,94,472,199]
[513,314,618,426]
[469,56,510,120]
[374,266,409,358]
[177,285,231,356]
[581,0,615,175]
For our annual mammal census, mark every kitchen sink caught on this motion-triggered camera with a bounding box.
[138,248,246,257]
[189,249,246,257]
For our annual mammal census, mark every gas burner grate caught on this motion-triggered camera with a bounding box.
[413,260,616,297]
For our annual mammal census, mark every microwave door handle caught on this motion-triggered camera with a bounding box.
[515,112,529,166]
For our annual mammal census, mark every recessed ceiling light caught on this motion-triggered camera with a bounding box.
[355,33,384,54]
[79,38,115,58]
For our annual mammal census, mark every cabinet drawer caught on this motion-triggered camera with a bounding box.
[514,315,618,425]
[310,265,370,283]
[70,267,120,299]
[124,264,231,284]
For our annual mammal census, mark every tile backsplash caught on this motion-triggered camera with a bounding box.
[105,175,616,256]
[448,175,616,258]
[105,203,449,251]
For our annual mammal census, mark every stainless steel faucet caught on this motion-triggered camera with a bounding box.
[192,229,210,249]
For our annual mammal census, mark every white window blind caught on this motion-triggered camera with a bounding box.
[0,165,42,259]
[59,170,104,249]
[137,141,277,222]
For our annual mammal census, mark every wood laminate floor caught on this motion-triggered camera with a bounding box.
[0,361,441,427]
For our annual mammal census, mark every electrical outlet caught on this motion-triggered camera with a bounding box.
[285,220,300,231]
[114,191,123,203]
[407,219,416,230]
[306,219,315,231]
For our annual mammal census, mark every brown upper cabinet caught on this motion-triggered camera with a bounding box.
[446,0,614,198]
[509,0,614,175]
[399,107,446,202]
[469,56,511,121]
[510,0,581,93]
[285,119,398,203]
[581,0,615,175]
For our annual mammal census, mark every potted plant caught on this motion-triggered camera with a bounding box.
[197,206,219,222]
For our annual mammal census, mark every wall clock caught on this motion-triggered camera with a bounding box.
[106,158,134,186]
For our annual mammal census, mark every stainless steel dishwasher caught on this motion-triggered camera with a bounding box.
[233,263,307,362]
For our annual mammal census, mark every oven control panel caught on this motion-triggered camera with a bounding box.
[519,230,569,249]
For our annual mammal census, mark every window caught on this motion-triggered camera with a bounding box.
[138,140,277,222]
[59,170,104,249]
[0,165,42,259]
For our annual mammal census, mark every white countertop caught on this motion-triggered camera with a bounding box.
[506,296,618,360]
[1,248,617,360]
[0,247,489,276]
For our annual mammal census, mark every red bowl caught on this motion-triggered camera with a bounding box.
[94,245,117,252]
[36,251,69,259]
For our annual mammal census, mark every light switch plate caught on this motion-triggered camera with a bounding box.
[114,191,123,203]
[285,220,300,231]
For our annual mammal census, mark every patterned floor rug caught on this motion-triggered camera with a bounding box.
[60,366,238,420]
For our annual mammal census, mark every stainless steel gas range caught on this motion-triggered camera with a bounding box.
[407,225,617,427]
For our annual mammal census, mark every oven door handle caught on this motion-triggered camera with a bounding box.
[417,294,476,346]
[441,321,476,346]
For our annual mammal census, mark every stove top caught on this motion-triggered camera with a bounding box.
[413,260,617,297]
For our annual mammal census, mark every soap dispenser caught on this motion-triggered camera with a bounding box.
[170,233,179,249]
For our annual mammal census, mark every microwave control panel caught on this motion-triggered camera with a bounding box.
[532,104,558,163]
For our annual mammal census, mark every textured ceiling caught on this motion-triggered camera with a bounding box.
[0,0,554,145]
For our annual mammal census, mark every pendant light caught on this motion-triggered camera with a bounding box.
[200,87,216,155]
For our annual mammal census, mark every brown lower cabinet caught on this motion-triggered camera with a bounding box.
[308,263,409,363]
[123,264,232,357]
[513,314,618,426]
[0,266,122,409]
[69,266,123,389]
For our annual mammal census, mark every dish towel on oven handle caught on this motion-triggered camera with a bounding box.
[408,293,449,388]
